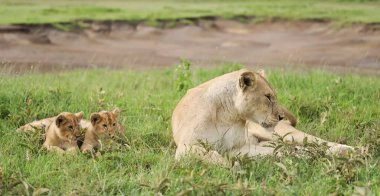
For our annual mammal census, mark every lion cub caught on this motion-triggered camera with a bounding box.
[43,112,83,153]
[20,112,84,154]
[80,109,124,153]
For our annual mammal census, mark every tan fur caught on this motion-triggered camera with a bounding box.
[172,69,353,165]
[278,105,297,127]
[258,69,297,126]
[17,117,55,133]
[80,109,124,153]
[41,112,84,154]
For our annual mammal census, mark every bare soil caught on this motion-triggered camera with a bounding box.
[1,19,380,74]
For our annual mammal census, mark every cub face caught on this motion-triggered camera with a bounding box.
[90,109,120,138]
[235,71,281,128]
[55,112,83,141]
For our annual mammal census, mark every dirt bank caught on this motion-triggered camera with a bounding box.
[1,19,380,74]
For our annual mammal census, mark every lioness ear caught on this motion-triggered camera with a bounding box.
[239,72,256,91]
[257,69,266,78]
[112,108,120,118]
[75,111,84,120]
[90,113,101,126]
[56,115,67,127]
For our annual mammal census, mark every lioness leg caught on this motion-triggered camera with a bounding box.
[273,121,350,148]
[247,121,353,155]
[249,121,333,145]
[274,121,334,145]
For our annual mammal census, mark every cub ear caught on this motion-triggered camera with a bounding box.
[239,71,256,91]
[90,113,101,126]
[56,115,67,127]
[257,69,266,78]
[75,111,84,120]
[112,108,120,118]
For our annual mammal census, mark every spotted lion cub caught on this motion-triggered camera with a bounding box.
[18,112,84,154]
[80,109,124,153]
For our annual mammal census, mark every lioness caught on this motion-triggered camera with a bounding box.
[172,69,353,165]
[41,112,84,154]
[80,109,124,153]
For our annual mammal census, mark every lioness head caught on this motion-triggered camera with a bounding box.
[55,112,83,141]
[235,70,282,128]
[90,109,120,138]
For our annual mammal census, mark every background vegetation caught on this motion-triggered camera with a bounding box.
[1,0,380,25]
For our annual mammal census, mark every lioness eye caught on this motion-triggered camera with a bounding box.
[265,94,271,101]
[103,124,107,128]
[113,123,116,126]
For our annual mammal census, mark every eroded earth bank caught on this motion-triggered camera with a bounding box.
[1,18,380,74]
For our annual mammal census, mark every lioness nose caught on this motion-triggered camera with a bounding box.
[278,115,284,121]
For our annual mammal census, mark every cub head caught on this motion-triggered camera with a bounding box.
[55,111,83,141]
[90,108,120,138]
[235,70,282,128]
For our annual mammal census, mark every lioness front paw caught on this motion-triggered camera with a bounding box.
[207,150,229,167]
[327,144,354,156]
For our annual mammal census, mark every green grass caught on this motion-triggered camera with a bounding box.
[1,0,380,25]
[0,64,379,195]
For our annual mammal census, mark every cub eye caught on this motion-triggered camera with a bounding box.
[113,123,116,126]
[103,124,107,128]
[68,125,73,130]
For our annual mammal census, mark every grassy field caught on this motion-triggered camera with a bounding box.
[0,64,379,195]
[1,0,379,194]
[1,0,380,25]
